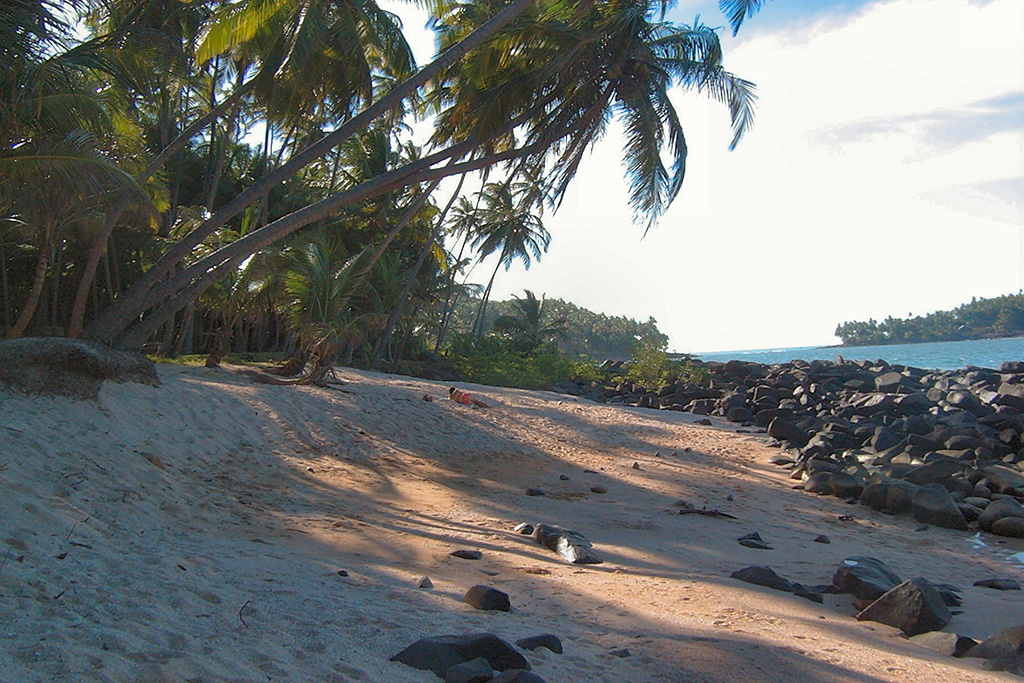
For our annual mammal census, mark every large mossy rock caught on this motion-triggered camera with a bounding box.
[0,338,158,399]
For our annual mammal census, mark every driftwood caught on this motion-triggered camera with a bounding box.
[678,508,737,520]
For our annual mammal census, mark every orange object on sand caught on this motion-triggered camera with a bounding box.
[449,387,489,408]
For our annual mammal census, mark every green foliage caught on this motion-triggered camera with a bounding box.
[835,293,1024,345]
[449,295,668,360]
[626,339,709,390]
[453,342,575,389]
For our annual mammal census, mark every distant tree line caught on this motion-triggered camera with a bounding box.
[450,294,667,360]
[835,293,1024,346]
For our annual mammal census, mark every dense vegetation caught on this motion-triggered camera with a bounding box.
[1,0,765,383]
[448,293,667,359]
[834,293,1024,346]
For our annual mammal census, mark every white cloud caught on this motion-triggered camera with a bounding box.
[483,0,1024,353]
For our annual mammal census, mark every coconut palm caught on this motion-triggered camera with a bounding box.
[469,180,550,340]
[88,0,756,349]
[492,289,567,351]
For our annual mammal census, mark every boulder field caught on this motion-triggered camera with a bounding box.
[556,357,1024,537]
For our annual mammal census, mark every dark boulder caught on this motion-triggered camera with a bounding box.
[978,497,1024,533]
[391,633,530,678]
[901,458,964,486]
[992,517,1024,538]
[856,578,952,636]
[464,585,511,611]
[966,625,1024,661]
[911,483,969,530]
[515,634,563,654]
[767,417,810,447]
[830,472,864,499]
[731,566,794,592]
[445,658,493,683]
[833,556,902,601]
[973,578,1021,591]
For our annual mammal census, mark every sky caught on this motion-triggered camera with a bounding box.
[390,0,1024,353]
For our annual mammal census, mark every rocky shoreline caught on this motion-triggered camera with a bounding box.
[556,357,1024,539]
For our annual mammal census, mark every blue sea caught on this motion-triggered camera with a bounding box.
[695,337,1024,371]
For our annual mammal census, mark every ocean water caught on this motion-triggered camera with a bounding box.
[695,337,1024,371]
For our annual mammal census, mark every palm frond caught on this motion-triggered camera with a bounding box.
[719,0,769,36]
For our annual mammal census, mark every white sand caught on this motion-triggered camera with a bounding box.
[1,364,1022,682]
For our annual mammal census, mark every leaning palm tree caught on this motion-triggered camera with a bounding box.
[90,0,756,349]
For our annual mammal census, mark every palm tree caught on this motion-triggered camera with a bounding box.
[492,289,567,351]
[469,180,550,340]
[87,0,757,349]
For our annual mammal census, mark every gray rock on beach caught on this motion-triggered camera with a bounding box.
[534,524,602,564]
[833,556,902,602]
[856,578,952,636]
[390,633,530,678]
[464,585,510,611]
[978,497,1024,534]
[910,484,969,530]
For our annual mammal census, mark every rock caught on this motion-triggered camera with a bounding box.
[451,550,483,560]
[390,633,530,678]
[730,566,794,592]
[418,576,434,589]
[445,657,493,683]
[909,631,978,658]
[768,417,810,447]
[861,482,890,510]
[983,464,1024,494]
[0,338,158,399]
[830,472,864,498]
[813,535,831,544]
[514,523,534,535]
[515,634,563,654]
[966,625,1024,660]
[464,585,511,611]
[559,474,569,481]
[607,648,631,658]
[885,480,919,515]
[726,406,754,423]
[803,471,834,495]
[534,524,602,564]
[902,459,964,486]
[833,556,902,601]
[525,488,546,497]
[978,496,1024,532]
[490,670,547,683]
[911,484,969,530]
[590,486,607,494]
[737,532,773,550]
[991,517,1024,537]
[973,578,1021,591]
[856,578,952,636]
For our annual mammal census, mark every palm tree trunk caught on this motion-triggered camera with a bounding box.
[68,80,255,339]
[84,0,537,344]
[67,207,124,337]
[8,232,50,339]
[474,255,504,341]
[109,140,533,349]
[0,237,10,334]
[371,225,442,368]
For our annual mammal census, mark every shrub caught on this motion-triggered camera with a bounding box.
[451,342,582,389]
[626,340,708,390]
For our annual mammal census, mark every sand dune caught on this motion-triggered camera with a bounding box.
[1,363,1021,681]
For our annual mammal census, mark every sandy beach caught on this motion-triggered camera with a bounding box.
[1,363,1022,681]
